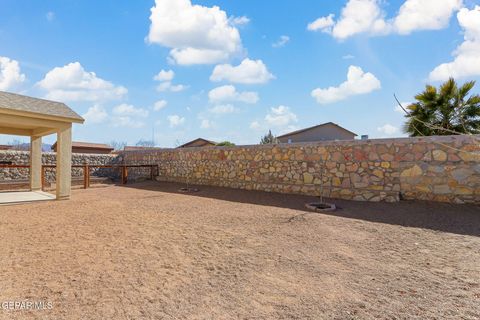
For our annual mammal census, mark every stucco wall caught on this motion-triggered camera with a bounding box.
[0,151,117,182]
[122,135,480,204]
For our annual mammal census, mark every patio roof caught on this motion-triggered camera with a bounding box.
[0,91,83,137]
[0,91,83,123]
[0,91,84,202]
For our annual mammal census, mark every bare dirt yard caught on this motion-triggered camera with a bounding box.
[0,181,479,319]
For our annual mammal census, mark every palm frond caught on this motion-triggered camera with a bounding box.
[405,78,480,136]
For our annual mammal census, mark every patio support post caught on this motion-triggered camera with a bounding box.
[30,135,42,191]
[56,125,72,200]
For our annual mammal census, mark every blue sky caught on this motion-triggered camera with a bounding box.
[1,0,479,147]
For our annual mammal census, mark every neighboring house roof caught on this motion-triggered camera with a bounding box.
[123,146,162,151]
[0,91,84,123]
[177,138,217,148]
[276,122,358,139]
[51,141,114,151]
[0,145,13,150]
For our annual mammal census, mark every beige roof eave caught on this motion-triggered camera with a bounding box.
[0,107,84,124]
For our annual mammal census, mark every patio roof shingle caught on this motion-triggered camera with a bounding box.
[0,91,84,122]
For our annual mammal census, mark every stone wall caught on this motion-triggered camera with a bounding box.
[0,151,117,182]
[121,135,480,204]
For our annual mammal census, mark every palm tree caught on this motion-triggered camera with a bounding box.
[403,78,480,136]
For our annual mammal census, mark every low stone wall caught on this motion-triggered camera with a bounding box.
[0,151,117,183]
[122,135,480,204]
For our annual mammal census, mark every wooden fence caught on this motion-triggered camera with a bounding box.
[0,164,158,191]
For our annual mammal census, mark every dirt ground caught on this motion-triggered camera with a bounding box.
[0,181,479,320]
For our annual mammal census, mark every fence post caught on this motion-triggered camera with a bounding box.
[150,165,154,180]
[83,163,90,189]
[41,165,45,191]
[121,166,128,185]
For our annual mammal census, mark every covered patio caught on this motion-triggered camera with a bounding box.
[0,91,84,203]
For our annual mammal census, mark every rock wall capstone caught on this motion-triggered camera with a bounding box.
[121,135,480,204]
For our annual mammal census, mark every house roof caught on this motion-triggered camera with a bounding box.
[51,141,114,151]
[276,122,358,139]
[177,138,217,148]
[0,91,84,123]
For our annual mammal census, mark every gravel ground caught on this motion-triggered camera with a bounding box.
[0,181,479,319]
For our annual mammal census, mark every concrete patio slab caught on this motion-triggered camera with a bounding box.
[0,190,55,205]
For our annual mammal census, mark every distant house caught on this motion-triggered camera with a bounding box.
[0,145,13,150]
[51,141,114,154]
[177,138,217,148]
[277,122,357,143]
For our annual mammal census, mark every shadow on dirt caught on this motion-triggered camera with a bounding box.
[123,181,480,237]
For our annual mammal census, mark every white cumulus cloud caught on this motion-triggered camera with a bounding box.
[272,35,290,48]
[393,0,462,34]
[147,0,242,65]
[113,117,145,129]
[208,85,258,104]
[429,6,480,81]
[311,65,381,104]
[249,121,262,130]
[153,69,187,92]
[153,69,174,82]
[307,14,335,32]
[168,115,185,127]
[209,104,237,114]
[265,105,298,127]
[251,106,298,132]
[37,62,127,102]
[82,104,150,128]
[153,100,168,111]
[200,119,212,129]
[157,82,187,92]
[308,0,462,40]
[231,16,250,26]
[113,104,149,118]
[210,58,274,84]
[394,101,411,113]
[309,0,389,40]
[111,104,149,128]
[82,105,108,124]
[377,123,399,136]
[0,56,26,91]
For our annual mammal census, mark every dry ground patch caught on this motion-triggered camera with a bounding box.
[0,181,479,319]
